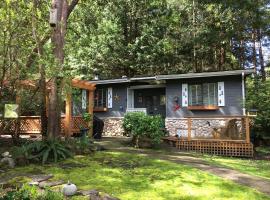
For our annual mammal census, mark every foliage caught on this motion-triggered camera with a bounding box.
[67,0,270,79]
[66,135,97,155]
[0,184,64,200]
[14,139,72,164]
[246,77,270,137]
[123,112,165,146]
[1,152,269,200]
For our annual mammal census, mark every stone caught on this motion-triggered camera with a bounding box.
[103,118,124,136]
[79,189,99,196]
[38,180,64,188]
[102,194,120,200]
[0,157,15,168]
[1,152,11,158]
[28,181,39,186]
[62,182,77,196]
[30,174,54,182]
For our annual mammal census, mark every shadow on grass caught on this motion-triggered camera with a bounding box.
[1,151,270,200]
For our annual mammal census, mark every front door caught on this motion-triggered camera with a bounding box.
[134,88,166,117]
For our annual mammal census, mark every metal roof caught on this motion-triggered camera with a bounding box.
[90,69,254,85]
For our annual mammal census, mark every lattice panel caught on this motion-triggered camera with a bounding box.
[176,140,253,157]
[72,116,89,131]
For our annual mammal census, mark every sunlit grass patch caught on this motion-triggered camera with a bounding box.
[0,151,269,200]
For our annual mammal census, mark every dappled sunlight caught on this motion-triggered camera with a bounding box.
[202,155,270,180]
[1,151,269,200]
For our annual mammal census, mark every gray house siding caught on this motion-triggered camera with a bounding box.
[166,75,244,118]
[94,84,127,118]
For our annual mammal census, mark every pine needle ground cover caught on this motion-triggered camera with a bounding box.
[1,152,269,200]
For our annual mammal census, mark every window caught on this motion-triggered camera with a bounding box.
[94,88,107,108]
[188,83,218,106]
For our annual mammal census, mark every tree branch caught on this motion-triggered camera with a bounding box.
[67,0,79,19]
[26,31,51,68]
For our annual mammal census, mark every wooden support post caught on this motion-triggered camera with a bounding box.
[188,118,192,141]
[45,94,49,117]
[65,93,72,136]
[245,117,250,143]
[88,90,94,137]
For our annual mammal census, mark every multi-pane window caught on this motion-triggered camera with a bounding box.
[94,89,107,108]
[188,83,218,106]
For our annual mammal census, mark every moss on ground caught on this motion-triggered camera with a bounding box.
[1,151,269,200]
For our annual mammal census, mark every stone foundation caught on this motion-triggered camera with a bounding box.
[102,117,124,136]
[165,118,245,139]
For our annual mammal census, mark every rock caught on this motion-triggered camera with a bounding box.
[62,182,77,196]
[28,181,39,186]
[38,180,64,188]
[79,189,99,196]
[1,152,11,158]
[30,174,54,182]
[0,157,15,168]
[102,194,120,200]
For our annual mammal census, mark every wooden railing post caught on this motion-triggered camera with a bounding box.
[65,93,72,136]
[88,90,94,137]
[188,118,192,141]
[245,116,250,143]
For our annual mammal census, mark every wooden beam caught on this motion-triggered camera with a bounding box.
[245,117,250,143]
[188,118,192,141]
[88,90,94,137]
[65,93,72,136]
[71,79,96,91]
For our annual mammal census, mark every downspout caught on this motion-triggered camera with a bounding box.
[242,71,246,116]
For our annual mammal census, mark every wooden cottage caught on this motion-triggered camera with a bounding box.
[91,69,254,157]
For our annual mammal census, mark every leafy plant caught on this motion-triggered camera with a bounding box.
[0,184,64,200]
[65,135,96,155]
[123,112,165,147]
[15,139,72,164]
[246,77,270,138]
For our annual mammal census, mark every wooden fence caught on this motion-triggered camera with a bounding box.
[0,116,88,135]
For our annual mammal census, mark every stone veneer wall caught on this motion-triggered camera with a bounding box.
[165,118,245,139]
[102,117,125,136]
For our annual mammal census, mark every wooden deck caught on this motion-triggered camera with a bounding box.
[163,137,253,157]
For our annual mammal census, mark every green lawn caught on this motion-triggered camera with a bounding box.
[199,147,270,180]
[1,151,269,200]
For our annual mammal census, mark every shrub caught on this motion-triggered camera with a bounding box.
[0,184,64,200]
[14,139,72,164]
[246,77,270,138]
[123,112,165,147]
[65,135,97,154]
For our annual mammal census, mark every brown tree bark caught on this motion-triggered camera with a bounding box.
[32,0,48,137]
[48,0,79,138]
[257,29,265,81]
[252,29,257,71]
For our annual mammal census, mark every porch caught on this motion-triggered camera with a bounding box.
[164,116,253,157]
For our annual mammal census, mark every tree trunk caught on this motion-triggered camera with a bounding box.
[32,0,48,137]
[48,0,79,138]
[257,29,265,81]
[252,29,257,71]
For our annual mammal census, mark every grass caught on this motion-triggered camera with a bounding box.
[197,146,270,180]
[201,155,270,180]
[1,151,269,200]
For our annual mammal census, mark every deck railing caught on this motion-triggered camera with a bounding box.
[0,116,88,135]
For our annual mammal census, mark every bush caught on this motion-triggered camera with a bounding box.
[65,135,97,154]
[14,139,72,164]
[0,184,64,200]
[246,77,270,138]
[123,112,165,147]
